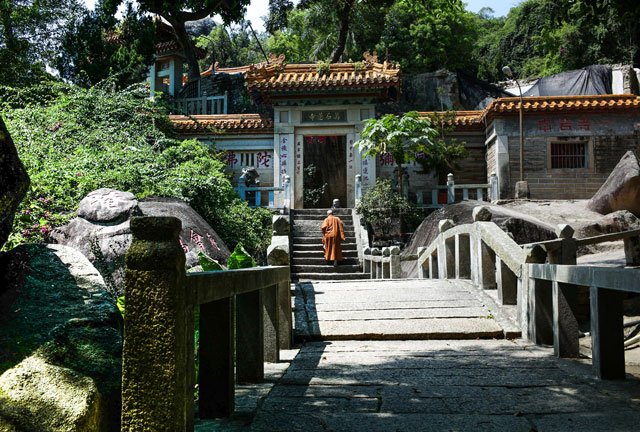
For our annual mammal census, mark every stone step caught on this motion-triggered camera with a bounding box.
[292,272,370,281]
[292,264,362,274]
[292,224,355,230]
[292,257,360,266]
[292,230,356,238]
[293,237,356,245]
[292,250,358,258]
[292,215,354,222]
[292,244,357,252]
[293,209,352,216]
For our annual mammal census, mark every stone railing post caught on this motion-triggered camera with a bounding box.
[371,248,381,279]
[446,173,455,204]
[266,215,292,350]
[283,174,291,212]
[437,220,455,278]
[122,216,194,432]
[520,244,549,343]
[624,233,640,266]
[382,247,391,279]
[389,246,401,279]
[363,247,371,275]
[489,171,499,201]
[355,174,362,204]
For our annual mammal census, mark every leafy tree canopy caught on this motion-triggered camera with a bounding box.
[0,0,84,86]
[376,0,478,73]
[354,111,465,196]
[102,0,251,80]
[56,3,156,87]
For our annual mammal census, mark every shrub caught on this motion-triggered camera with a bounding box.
[1,81,271,258]
[356,178,422,240]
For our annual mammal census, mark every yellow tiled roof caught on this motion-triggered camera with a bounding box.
[485,94,640,116]
[169,114,273,135]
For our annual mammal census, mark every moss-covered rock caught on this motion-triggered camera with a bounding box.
[0,244,121,431]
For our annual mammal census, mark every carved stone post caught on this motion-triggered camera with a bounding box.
[122,216,194,432]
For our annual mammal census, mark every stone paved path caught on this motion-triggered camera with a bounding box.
[197,280,640,431]
[295,279,514,340]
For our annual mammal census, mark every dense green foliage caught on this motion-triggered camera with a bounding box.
[56,4,156,87]
[0,0,83,86]
[1,81,271,258]
[263,0,640,80]
[356,178,421,238]
[354,111,466,197]
[195,23,266,69]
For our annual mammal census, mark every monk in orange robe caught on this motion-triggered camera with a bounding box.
[321,210,345,266]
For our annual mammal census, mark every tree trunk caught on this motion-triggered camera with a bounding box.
[168,18,201,82]
[330,0,355,63]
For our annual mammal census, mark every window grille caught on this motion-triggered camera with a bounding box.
[240,152,255,167]
[550,140,588,169]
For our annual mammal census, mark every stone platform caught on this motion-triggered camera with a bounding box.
[198,339,640,431]
[294,279,509,341]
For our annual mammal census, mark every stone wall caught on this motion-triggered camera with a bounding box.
[495,112,640,200]
[507,134,640,199]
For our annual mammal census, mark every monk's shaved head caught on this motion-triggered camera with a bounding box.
[327,210,333,215]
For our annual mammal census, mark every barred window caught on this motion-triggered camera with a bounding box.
[550,139,589,169]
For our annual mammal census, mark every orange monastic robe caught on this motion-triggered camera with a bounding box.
[321,214,346,261]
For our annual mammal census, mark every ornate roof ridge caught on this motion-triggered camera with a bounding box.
[169,114,273,135]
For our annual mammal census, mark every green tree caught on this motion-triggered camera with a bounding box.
[376,0,478,73]
[0,0,83,86]
[196,23,266,69]
[57,3,156,87]
[266,0,393,63]
[354,111,465,197]
[102,0,250,81]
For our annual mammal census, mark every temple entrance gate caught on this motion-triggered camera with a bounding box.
[302,135,347,208]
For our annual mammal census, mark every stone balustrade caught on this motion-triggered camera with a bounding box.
[121,216,291,431]
[363,246,401,279]
[417,206,640,380]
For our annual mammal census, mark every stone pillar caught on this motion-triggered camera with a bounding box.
[389,246,401,279]
[429,254,439,279]
[122,216,194,432]
[236,290,264,383]
[263,284,279,363]
[497,258,517,305]
[624,235,640,266]
[455,234,471,279]
[199,297,234,418]
[518,244,547,340]
[590,286,625,379]
[530,277,553,346]
[553,281,580,358]
[495,134,511,198]
[278,280,292,350]
[382,248,391,279]
[477,240,496,289]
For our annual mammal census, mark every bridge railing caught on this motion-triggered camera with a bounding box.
[121,216,291,431]
[417,206,640,380]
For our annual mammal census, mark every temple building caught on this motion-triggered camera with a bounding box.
[150,50,640,208]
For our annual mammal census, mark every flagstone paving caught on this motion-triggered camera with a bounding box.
[196,280,640,432]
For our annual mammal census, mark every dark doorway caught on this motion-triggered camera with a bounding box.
[303,136,347,208]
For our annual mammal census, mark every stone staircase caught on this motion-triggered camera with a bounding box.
[291,209,368,281]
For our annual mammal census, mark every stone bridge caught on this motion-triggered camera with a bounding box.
[120,216,640,432]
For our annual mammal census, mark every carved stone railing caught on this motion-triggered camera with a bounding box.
[417,206,640,380]
[363,246,402,279]
[121,217,291,431]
